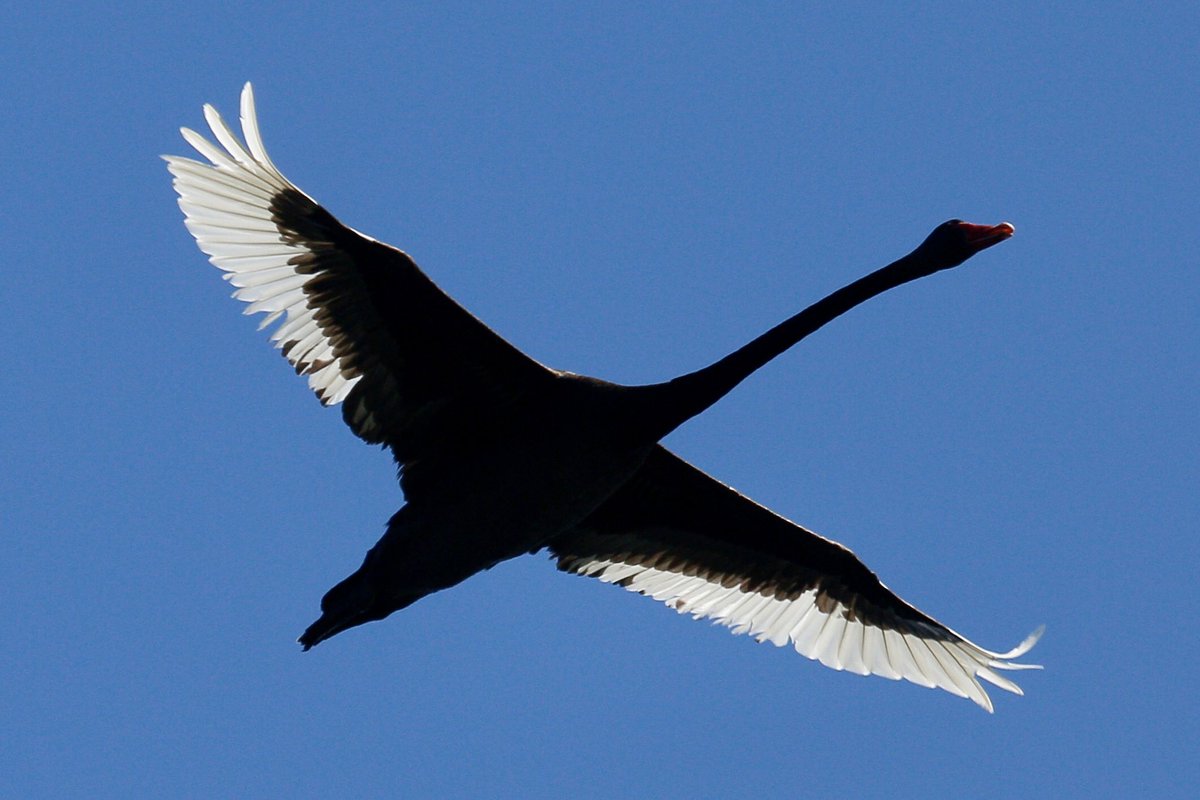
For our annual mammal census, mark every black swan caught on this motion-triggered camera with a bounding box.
[166,84,1040,711]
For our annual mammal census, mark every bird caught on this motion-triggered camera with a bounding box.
[166,83,1041,712]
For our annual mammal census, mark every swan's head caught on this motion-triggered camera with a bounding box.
[918,219,1015,270]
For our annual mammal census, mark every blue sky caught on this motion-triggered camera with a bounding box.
[4,3,1197,797]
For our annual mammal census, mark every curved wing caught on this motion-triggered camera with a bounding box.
[549,446,1042,711]
[165,84,553,473]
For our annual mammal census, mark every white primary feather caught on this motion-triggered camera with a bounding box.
[568,554,1043,712]
[165,83,363,406]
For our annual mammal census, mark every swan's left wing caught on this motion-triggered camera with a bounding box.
[548,446,1041,712]
[165,84,555,483]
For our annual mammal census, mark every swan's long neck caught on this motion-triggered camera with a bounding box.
[652,245,950,435]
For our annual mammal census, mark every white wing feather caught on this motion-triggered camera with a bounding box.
[566,554,1043,712]
[165,83,362,406]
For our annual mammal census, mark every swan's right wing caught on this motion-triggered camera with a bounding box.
[549,446,1042,712]
[166,84,553,473]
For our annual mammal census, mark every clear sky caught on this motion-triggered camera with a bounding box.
[4,3,1198,798]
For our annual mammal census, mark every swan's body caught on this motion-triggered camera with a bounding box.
[167,84,1040,711]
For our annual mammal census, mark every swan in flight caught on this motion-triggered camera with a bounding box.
[166,84,1040,711]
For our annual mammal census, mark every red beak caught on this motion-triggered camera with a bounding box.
[960,221,1016,252]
